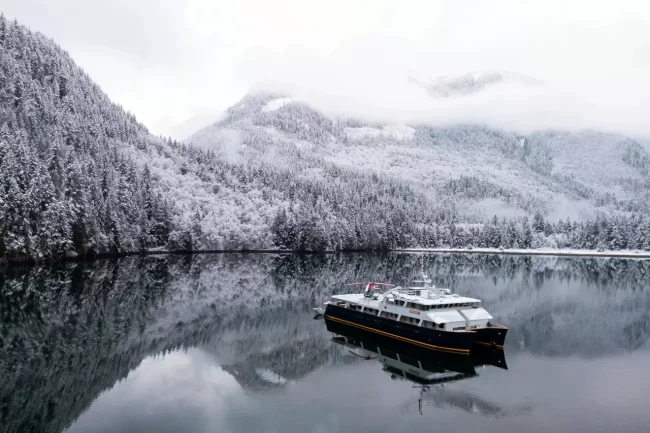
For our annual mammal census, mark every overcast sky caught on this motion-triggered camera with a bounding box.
[4,0,650,139]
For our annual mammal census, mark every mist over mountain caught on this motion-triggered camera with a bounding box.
[408,70,543,98]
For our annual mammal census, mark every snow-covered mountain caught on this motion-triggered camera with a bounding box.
[0,16,446,259]
[189,91,650,223]
[2,15,650,262]
[408,70,542,98]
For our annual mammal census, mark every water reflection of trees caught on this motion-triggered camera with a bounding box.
[1,253,649,433]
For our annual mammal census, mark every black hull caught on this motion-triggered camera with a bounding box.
[326,319,476,374]
[326,320,508,374]
[474,325,508,349]
[324,304,475,354]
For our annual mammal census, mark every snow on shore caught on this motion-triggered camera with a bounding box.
[397,247,650,259]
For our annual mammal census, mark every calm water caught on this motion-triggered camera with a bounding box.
[1,253,650,433]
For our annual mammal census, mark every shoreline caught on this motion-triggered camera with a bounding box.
[394,248,650,259]
[2,246,649,269]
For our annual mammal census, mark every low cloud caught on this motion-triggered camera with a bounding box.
[234,0,650,138]
[5,0,650,139]
[237,44,650,138]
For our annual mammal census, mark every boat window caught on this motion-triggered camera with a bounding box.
[438,323,444,329]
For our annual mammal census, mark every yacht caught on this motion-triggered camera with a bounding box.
[314,271,507,354]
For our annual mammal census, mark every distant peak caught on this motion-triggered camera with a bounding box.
[409,70,542,98]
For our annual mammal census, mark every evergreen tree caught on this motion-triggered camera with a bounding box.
[533,211,545,233]
[521,217,532,248]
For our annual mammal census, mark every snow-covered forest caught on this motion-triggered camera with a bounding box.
[1,15,650,264]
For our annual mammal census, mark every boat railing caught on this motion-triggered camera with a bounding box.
[386,286,452,299]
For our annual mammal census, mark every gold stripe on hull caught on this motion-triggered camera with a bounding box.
[324,315,471,354]
[474,341,505,349]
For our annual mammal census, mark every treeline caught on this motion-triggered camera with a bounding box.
[271,209,650,252]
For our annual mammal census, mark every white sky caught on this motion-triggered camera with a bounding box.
[4,0,650,139]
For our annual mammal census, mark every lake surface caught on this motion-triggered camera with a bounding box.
[1,253,650,433]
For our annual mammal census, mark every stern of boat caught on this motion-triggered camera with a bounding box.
[473,324,508,349]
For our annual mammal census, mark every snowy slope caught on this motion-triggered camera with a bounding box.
[188,91,650,222]
[1,18,451,258]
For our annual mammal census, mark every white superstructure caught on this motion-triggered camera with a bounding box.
[322,272,494,332]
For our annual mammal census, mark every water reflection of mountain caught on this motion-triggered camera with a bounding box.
[1,253,649,432]
[221,336,357,392]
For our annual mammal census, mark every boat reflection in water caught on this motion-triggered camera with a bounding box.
[327,320,519,417]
